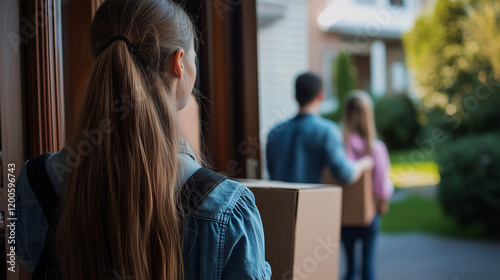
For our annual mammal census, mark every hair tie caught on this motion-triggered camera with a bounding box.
[103,35,133,52]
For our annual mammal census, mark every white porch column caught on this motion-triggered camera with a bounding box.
[370,40,387,97]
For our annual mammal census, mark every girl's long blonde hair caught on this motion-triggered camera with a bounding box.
[55,0,196,279]
[342,90,376,154]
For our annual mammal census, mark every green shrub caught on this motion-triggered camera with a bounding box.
[419,88,500,143]
[374,94,420,150]
[437,133,500,234]
[334,51,355,111]
[322,51,355,123]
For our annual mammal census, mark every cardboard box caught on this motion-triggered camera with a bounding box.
[239,179,342,280]
[322,170,375,227]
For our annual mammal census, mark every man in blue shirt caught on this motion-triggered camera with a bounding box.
[266,72,373,184]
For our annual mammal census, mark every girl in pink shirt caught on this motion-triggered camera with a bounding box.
[341,90,394,280]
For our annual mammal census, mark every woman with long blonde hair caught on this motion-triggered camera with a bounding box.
[341,90,394,280]
[15,0,271,279]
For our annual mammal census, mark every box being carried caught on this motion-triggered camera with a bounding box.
[239,179,342,280]
[322,170,375,227]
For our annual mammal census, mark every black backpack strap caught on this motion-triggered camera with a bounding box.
[182,167,227,211]
[26,153,61,280]
[26,153,60,223]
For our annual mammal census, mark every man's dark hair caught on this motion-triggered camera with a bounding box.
[295,72,323,106]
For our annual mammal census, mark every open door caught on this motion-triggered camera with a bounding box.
[181,0,261,178]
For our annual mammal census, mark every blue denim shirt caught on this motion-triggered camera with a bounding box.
[15,148,271,279]
[266,113,356,184]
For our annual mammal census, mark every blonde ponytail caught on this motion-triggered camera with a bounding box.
[55,0,196,279]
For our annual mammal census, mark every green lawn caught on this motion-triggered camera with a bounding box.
[388,148,440,188]
[381,194,492,240]
[390,161,440,188]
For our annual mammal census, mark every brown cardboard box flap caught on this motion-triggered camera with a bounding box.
[238,179,334,190]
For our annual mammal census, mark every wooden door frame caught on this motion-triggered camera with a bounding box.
[23,0,66,157]
[230,0,261,179]
[1,0,26,279]
[183,0,261,178]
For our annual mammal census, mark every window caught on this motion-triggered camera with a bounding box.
[390,0,404,7]
[391,61,407,94]
[320,52,337,114]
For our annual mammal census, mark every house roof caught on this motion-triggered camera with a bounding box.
[317,0,421,39]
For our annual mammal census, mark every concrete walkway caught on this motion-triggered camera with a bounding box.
[339,232,500,280]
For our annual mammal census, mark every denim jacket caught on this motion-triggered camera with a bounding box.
[15,147,271,279]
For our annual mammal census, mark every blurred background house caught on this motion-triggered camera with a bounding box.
[257,1,500,279]
[257,0,430,178]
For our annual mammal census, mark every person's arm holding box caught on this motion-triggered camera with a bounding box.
[324,124,373,185]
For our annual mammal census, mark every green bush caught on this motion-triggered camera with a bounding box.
[437,133,500,234]
[374,94,420,150]
[422,93,500,141]
[335,51,355,111]
[322,51,355,123]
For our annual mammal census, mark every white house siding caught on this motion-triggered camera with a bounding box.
[257,0,309,178]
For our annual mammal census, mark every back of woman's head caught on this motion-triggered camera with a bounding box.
[342,90,376,153]
[56,1,196,279]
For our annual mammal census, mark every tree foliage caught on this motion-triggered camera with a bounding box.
[404,0,500,137]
